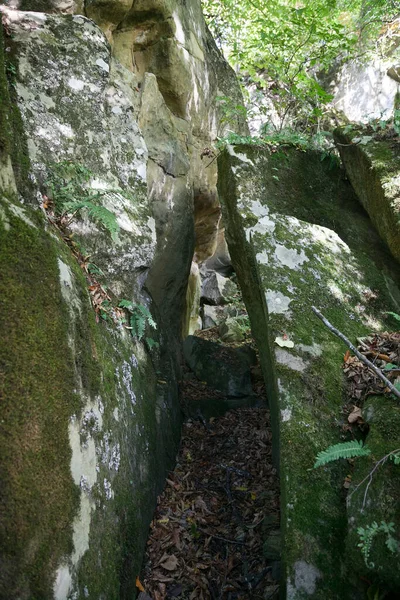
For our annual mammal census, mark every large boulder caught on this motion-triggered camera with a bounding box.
[201,270,237,305]
[0,12,181,600]
[201,304,228,329]
[335,129,400,266]
[331,57,398,123]
[0,2,245,598]
[218,143,400,599]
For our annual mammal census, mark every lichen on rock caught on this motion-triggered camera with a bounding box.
[0,1,247,597]
[218,143,400,599]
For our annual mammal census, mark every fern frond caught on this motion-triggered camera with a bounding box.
[119,299,133,310]
[314,440,371,468]
[130,312,145,340]
[385,311,400,323]
[137,304,157,330]
[62,200,120,241]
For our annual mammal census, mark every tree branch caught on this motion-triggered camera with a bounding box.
[311,306,400,400]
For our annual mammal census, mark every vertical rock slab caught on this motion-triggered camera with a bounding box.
[0,2,248,598]
[218,144,400,599]
[335,130,400,266]
[346,395,400,592]
[0,11,180,600]
[88,0,248,266]
[332,57,398,123]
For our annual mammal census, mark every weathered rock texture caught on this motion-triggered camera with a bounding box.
[332,57,399,123]
[331,24,400,123]
[218,144,400,599]
[335,129,400,266]
[0,2,244,598]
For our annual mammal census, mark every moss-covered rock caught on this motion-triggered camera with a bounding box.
[335,129,400,266]
[183,335,256,397]
[217,144,400,599]
[0,10,183,600]
[0,190,183,599]
[0,3,248,598]
[0,196,80,600]
[346,396,400,592]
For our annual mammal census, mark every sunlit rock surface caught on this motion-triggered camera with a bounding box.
[332,56,399,123]
[218,144,400,599]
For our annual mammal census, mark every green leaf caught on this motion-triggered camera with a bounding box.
[385,311,400,323]
[389,452,400,465]
[119,299,134,310]
[386,535,398,553]
[384,363,399,371]
[145,337,159,350]
[137,304,157,330]
[314,440,371,468]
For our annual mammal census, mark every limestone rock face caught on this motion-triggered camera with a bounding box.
[218,144,400,599]
[1,1,84,13]
[332,55,399,123]
[85,0,248,264]
[2,9,154,294]
[0,2,245,599]
[335,129,400,265]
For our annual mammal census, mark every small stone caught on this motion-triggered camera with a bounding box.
[201,271,237,305]
[219,317,246,343]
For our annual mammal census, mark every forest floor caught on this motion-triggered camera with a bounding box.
[140,341,280,600]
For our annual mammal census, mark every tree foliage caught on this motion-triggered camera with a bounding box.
[202,0,400,131]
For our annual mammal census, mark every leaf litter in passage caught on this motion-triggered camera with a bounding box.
[343,332,400,402]
[141,408,280,599]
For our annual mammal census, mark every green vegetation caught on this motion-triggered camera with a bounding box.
[357,521,398,569]
[46,161,120,241]
[313,440,371,467]
[215,127,338,156]
[203,0,400,132]
[315,440,400,571]
[118,300,158,347]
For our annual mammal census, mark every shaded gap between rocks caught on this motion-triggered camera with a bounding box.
[140,282,281,600]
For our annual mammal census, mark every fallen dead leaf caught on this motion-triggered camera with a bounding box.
[343,475,352,489]
[136,576,145,592]
[160,555,178,571]
[274,336,294,348]
[348,406,363,424]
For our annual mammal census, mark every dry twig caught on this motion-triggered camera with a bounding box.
[311,307,400,400]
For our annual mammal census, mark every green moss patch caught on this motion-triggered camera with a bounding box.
[0,197,79,599]
[335,129,400,266]
[218,144,400,599]
[346,396,400,592]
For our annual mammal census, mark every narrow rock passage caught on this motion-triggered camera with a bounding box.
[141,362,280,599]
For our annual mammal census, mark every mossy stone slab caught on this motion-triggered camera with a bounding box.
[183,335,256,397]
[218,144,400,599]
[335,129,400,266]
